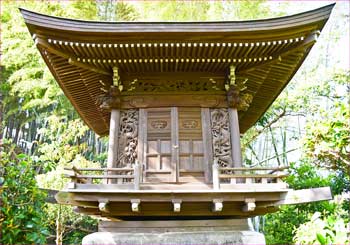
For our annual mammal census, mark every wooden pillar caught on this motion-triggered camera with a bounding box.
[228,108,242,167]
[171,107,179,182]
[201,108,213,183]
[107,109,120,169]
[137,109,147,183]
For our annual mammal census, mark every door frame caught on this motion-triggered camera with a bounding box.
[137,107,213,183]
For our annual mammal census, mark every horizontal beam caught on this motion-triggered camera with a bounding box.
[65,167,134,171]
[77,57,273,65]
[48,38,304,49]
[276,187,332,205]
[65,174,135,179]
[39,188,59,204]
[219,174,288,178]
[220,166,289,171]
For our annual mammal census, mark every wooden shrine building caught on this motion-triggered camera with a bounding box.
[21,4,334,221]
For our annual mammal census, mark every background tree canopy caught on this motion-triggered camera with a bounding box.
[1,1,349,244]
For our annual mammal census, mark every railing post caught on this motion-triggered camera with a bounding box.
[134,160,140,190]
[213,159,220,190]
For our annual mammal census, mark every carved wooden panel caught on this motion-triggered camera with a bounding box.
[178,108,202,140]
[122,72,226,94]
[121,94,227,109]
[117,109,138,167]
[147,109,171,140]
[125,79,223,93]
[210,108,233,168]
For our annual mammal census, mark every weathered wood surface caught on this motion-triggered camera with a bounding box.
[40,188,59,204]
[219,174,288,178]
[228,108,242,167]
[98,219,251,232]
[274,187,333,205]
[65,165,289,188]
[64,167,134,171]
[221,166,288,171]
[55,186,331,218]
[107,109,120,169]
[20,5,335,136]
[65,174,135,179]
[201,108,213,183]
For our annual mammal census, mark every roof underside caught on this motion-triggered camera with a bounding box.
[20,4,334,136]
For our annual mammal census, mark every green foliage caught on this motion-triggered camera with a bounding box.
[285,162,332,190]
[36,115,89,171]
[1,1,348,244]
[35,117,99,243]
[134,0,279,21]
[115,2,140,21]
[0,141,49,244]
[263,161,337,244]
[37,163,99,244]
[303,94,350,178]
[293,197,349,245]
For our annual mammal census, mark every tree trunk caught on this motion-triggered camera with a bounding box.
[14,122,21,145]
[56,205,63,245]
[269,126,282,166]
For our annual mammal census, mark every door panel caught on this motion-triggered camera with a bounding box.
[143,107,206,183]
[178,108,205,182]
[145,109,174,182]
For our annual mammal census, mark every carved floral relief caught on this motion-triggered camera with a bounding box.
[211,109,233,167]
[118,109,138,167]
[151,120,168,129]
[125,79,222,92]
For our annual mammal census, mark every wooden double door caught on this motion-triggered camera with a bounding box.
[139,107,208,183]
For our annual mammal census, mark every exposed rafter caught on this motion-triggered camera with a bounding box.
[21,4,334,136]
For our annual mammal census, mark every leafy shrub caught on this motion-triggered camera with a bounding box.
[293,196,349,245]
[263,161,337,244]
[0,141,49,244]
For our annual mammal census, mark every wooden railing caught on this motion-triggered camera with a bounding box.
[64,160,287,191]
[212,160,288,190]
[64,161,141,190]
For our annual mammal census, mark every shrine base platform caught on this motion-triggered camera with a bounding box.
[82,219,265,245]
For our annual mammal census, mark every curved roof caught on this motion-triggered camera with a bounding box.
[20,4,334,136]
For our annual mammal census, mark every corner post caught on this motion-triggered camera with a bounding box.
[106,67,122,176]
[228,108,242,167]
[107,109,120,169]
[226,65,252,168]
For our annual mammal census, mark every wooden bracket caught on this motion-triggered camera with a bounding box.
[212,199,223,212]
[242,198,256,212]
[131,199,141,212]
[172,199,182,212]
[227,65,236,89]
[113,66,123,91]
[67,182,76,189]
[98,199,110,212]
